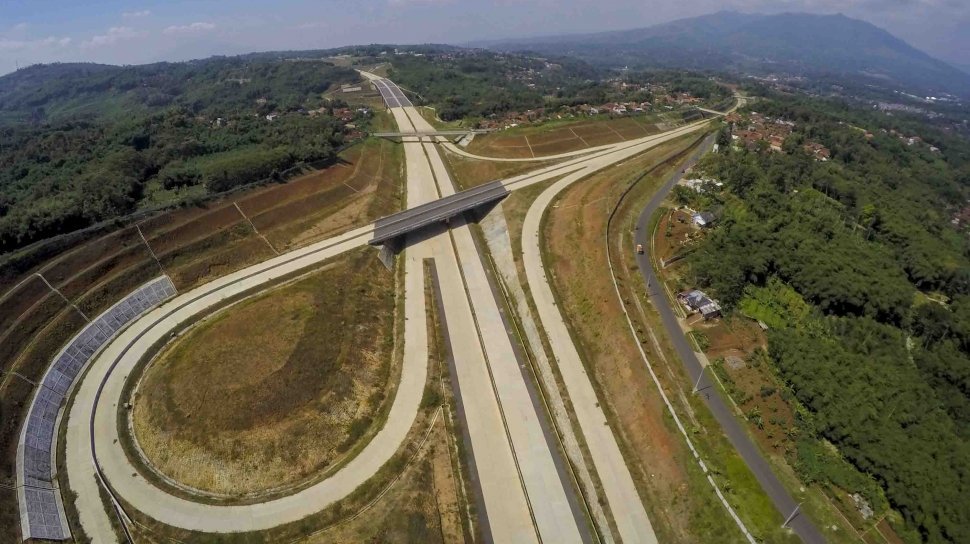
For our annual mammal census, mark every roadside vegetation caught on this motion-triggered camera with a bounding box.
[676,93,970,543]
[537,136,786,542]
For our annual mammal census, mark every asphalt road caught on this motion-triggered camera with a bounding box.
[631,141,827,544]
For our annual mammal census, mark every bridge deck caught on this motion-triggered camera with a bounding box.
[370,180,509,245]
[372,130,492,138]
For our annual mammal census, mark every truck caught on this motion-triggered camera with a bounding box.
[636,243,644,254]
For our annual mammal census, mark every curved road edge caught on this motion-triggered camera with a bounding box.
[65,223,432,538]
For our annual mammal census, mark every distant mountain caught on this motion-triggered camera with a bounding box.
[474,11,970,98]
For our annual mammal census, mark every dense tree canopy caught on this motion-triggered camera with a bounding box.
[0,58,355,253]
[688,94,970,542]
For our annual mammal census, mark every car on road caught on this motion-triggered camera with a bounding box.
[636,243,644,254]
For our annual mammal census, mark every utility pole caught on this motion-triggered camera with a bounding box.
[782,502,802,529]
[35,273,90,322]
[692,366,706,395]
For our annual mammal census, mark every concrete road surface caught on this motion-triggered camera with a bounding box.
[62,70,722,543]
[401,101,588,543]
[514,127,722,544]
[65,224,440,537]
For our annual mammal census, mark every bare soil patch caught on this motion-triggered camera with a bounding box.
[132,249,395,496]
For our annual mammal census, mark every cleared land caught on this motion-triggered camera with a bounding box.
[119,261,475,544]
[131,249,395,496]
[467,115,668,158]
[443,153,550,190]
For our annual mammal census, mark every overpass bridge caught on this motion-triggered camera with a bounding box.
[371,129,494,142]
[370,180,509,246]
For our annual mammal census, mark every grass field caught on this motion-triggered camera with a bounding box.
[540,136,761,542]
[467,115,669,159]
[117,255,475,543]
[442,152,548,190]
[131,249,395,496]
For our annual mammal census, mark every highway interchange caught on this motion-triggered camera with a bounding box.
[49,72,818,543]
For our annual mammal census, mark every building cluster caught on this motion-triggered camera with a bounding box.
[883,128,941,153]
[727,111,831,160]
[254,103,369,140]
[477,90,701,130]
[682,177,723,193]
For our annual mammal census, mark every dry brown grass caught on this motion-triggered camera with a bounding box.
[443,153,549,190]
[467,116,663,158]
[542,138,735,542]
[132,249,395,496]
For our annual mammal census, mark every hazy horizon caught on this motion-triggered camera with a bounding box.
[1,0,967,76]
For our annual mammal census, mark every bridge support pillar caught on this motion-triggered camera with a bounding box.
[378,238,401,270]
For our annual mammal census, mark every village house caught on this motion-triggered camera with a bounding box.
[678,290,722,320]
[692,211,716,228]
[803,142,831,161]
[683,178,723,193]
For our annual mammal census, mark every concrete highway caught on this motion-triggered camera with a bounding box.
[392,88,588,544]
[61,72,727,543]
[631,143,827,544]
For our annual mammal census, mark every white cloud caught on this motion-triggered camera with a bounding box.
[81,26,140,49]
[296,21,328,29]
[12,22,29,32]
[163,22,216,34]
[122,10,152,18]
[0,35,72,51]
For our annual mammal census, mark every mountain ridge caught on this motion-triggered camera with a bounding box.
[472,11,970,98]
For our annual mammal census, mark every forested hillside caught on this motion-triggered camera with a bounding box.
[687,94,970,542]
[0,58,360,254]
[387,52,601,120]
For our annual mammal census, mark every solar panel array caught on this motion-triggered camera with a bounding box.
[18,275,176,541]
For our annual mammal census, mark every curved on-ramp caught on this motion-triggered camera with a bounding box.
[62,71,728,542]
[65,223,432,537]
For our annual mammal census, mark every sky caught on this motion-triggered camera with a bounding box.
[1,0,968,76]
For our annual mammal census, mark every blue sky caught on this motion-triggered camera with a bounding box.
[1,0,968,75]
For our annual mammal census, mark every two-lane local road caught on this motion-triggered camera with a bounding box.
[631,143,827,544]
